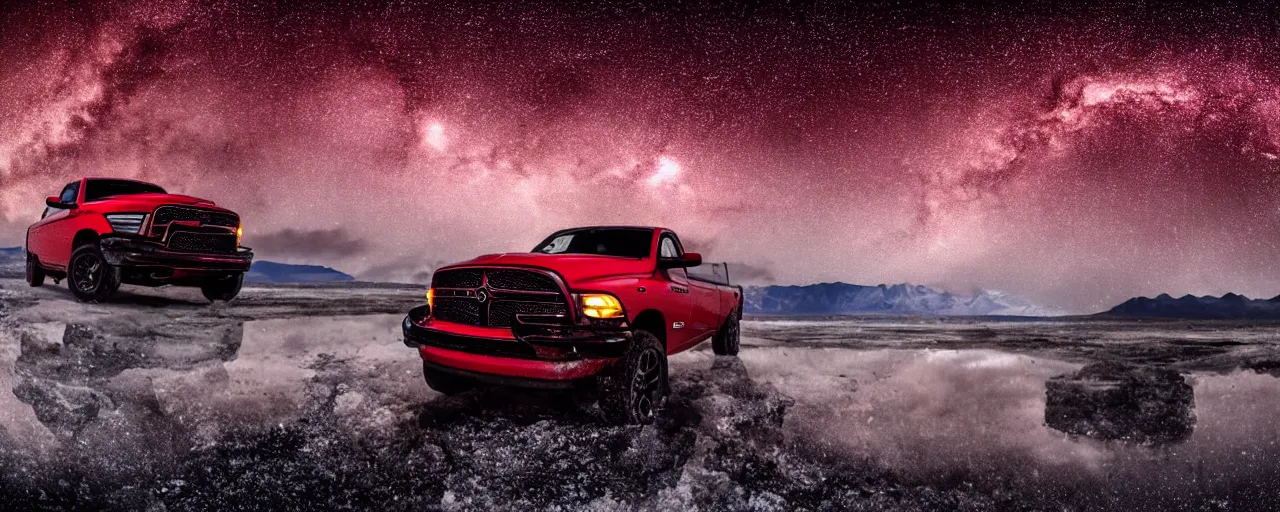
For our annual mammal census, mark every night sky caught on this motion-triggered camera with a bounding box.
[2,0,1279,311]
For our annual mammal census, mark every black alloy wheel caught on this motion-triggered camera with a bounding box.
[67,244,121,302]
[600,330,668,425]
[630,345,664,420]
[712,312,741,356]
[201,273,245,302]
[25,251,45,287]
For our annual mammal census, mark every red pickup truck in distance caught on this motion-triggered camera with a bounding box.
[402,226,744,424]
[25,178,252,303]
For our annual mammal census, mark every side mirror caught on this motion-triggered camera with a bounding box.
[659,252,702,269]
[45,196,76,210]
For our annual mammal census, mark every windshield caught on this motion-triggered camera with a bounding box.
[83,179,166,202]
[533,228,653,258]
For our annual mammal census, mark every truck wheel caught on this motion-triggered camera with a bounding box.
[25,252,45,287]
[422,363,475,396]
[68,244,121,303]
[201,273,244,302]
[599,330,668,425]
[712,313,741,356]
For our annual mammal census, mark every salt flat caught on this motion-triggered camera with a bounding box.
[1,278,1278,510]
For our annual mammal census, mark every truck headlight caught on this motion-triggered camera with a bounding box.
[236,224,243,246]
[580,293,624,319]
[105,213,147,234]
[426,287,435,309]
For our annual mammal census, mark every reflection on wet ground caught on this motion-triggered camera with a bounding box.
[1045,362,1195,445]
[739,346,1280,509]
[2,281,1280,509]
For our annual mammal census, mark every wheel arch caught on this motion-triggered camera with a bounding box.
[71,229,101,249]
[631,309,666,348]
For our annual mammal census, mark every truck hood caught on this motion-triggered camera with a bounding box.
[441,253,654,285]
[86,193,230,212]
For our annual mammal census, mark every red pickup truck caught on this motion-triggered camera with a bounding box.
[25,178,252,302]
[402,226,743,424]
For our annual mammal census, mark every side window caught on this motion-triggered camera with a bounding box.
[43,182,79,219]
[659,237,680,258]
[660,235,686,279]
[58,182,79,204]
[539,234,574,254]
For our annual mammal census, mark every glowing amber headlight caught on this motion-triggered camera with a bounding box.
[426,288,435,309]
[236,224,243,247]
[580,293,624,319]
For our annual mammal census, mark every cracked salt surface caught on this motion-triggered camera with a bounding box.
[1,279,1280,510]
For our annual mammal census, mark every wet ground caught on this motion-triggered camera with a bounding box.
[1,277,1279,510]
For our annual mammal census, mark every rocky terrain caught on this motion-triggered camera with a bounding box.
[2,278,1279,510]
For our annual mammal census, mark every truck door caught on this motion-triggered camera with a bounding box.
[28,181,80,269]
[657,234,697,353]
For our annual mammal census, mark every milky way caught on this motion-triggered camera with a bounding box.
[2,1,1280,311]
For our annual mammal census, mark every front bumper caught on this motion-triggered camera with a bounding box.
[100,235,253,272]
[402,305,630,383]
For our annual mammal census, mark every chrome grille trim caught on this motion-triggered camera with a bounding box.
[430,267,574,329]
[105,213,148,234]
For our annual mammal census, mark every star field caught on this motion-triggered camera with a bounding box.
[1,0,1279,311]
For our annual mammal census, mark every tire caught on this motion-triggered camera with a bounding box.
[67,244,121,303]
[599,330,668,425]
[201,273,244,302]
[423,363,475,395]
[25,252,45,287]
[712,311,741,356]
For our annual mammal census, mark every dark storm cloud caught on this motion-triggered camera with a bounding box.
[725,263,775,285]
[682,235,776,284]
[358,256,454,285]
[246,228,368,259]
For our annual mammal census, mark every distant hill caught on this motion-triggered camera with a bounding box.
[1104,293,1280,319]
[245,261,355,284]
[0,246,22,263]
[743,282,1064,317]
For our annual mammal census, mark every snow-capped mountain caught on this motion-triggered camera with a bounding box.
[743,282,1065,317]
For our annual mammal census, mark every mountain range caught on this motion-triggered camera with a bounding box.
[6,245,1279,318]
[1104,293,1280,320]
[0,246,22,262]
[245,261,354,284]
[743,282,1065,317]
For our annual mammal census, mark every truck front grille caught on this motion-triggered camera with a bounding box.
[432,269,483,288]
[151,206,239,229]
[485,269,560,293]
[432,297,483,326]
[167,231,238,254]
[430,268,571,329]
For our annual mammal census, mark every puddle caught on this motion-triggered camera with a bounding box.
[735,346,1280,506]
